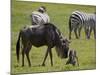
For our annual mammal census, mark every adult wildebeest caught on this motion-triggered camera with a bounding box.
[69,11,96,39]
[31,6,50,25]
[16,23,78,67]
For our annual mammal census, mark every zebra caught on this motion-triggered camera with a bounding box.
[69,11,96,39]
[31,6,50,25]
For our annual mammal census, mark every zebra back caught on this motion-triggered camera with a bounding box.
[31,11,50,25]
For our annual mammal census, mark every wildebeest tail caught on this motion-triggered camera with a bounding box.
[16,31,21,63]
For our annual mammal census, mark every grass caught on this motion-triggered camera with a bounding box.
[11,0,96,74]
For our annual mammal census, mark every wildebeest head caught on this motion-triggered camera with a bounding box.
[55,37,70,58]
[61,38,70,58]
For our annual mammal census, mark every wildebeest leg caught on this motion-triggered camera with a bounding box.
[25,42,32,67]
[74,28,79,39]
[49,49,53,66]
[22,47,25,67]
[42,47,50,66]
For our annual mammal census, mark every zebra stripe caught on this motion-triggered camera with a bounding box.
[31,11,50,25]
[69,11,96,39]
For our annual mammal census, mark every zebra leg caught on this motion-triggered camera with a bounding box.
[93,27,96,39]
[89,27,92,39]
[42,47,50,66]
[69,18,73,40]
[84,27,89,39]
[78,25,82,38]
[25,42,32,67]
[74,28,79,39]
[69,29,72,40]
[87,29,90,39]
[49,49,53,66]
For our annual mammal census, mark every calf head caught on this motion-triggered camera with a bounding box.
[66,49,79,66]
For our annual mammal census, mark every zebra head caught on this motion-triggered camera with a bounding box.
[38,6,46,13]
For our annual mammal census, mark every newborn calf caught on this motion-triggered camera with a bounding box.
[66,49,79,66]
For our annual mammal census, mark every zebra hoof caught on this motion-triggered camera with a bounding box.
[76,37,79,39]
[42,63,45,66]
[22,65,24,67]
[29,64,31,67]
[69,37,71,40]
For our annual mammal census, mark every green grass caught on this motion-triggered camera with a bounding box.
[11,0,96,74]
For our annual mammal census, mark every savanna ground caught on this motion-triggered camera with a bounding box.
[11,0,96,74]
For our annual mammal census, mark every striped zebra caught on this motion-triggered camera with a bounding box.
[69,11,96,39]
[31,6,50,25]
